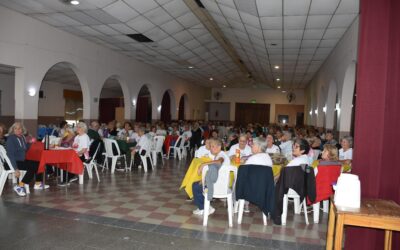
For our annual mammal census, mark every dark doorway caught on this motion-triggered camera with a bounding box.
[160,91,171,123]
[136,85,152,123]
[235,103,270,126]
[296,112,304,126]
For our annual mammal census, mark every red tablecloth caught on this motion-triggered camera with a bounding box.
[164,135,179,154]
[26,142,84,175]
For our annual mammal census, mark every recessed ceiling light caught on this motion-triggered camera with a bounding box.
[70,0,80,5]
[274,65,279,69]
[282,90,286,93]
[277,86,281,89]
[209,77,213,81]
[276,78,280,81]
[222,85,226,88]
[188,66,194,69]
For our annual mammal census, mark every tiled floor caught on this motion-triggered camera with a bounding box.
[1,157,327,249]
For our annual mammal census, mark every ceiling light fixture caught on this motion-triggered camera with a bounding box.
[209,77,213,81]
[222,85,226,88]
[276,78,280,81]
[188,66,194,69]
[277,86,281,89]
[70,0,80,5]
[282,90,286,93]
[274,65,280,69]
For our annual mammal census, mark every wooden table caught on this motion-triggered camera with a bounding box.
[326,198,400,250]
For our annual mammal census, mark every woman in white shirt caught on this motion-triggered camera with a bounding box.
[59,122,90,186]
[265,134,280,154]
[245,137,273,166]
[228,134,252,162]
[195,139,211,158]
[339,136,353,164]
[286,139,310,167]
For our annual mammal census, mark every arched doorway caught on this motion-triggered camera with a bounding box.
[160,91,171,123]
[136,85,152,123]
[99,76,124,124]
[339,62,356,134]
[325,80,338,130]
[178,94,188,120]
[38,62,82,126]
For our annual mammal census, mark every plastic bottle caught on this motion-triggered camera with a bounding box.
[235,148,240,164]
[44,134,49,150]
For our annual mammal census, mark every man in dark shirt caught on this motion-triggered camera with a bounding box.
[87,121,101,141]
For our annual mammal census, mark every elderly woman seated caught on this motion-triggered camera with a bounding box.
[265,133,280,154]
[6,122,47,196]
[339,136,353,165]
[228,134,252,163]
[240,137,273,213]
[286,139,310,167]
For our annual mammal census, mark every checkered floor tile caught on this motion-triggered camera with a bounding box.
[1,157,328,246]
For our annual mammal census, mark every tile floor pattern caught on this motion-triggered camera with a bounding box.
[1,157,327,249]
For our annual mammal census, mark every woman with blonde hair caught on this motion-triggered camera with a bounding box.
[6,122,47,196]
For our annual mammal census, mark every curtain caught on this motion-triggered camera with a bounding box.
[348,0,400,249]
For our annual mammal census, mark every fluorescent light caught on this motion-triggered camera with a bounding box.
[70,0,80,5]
[188,66,194,69]
[276,78,280,81]
[209,77,213,81]
[274,65,279,69]
[323,106,327,113]
[277,86,281,89]
[315,108,318,115]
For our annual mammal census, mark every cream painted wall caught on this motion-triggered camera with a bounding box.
[305,17,359,133]
[0,74,14,116]
[210,88,305,123]
[0,6,207,122]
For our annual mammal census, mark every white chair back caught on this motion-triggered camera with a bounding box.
[103,138,121,156]
[0,145,14,171]
[201,164,237,197]
[153,136,165,152]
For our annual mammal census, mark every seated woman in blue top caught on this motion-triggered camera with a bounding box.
[6,122,48,197]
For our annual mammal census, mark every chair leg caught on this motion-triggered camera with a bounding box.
[323,200,329,213]
[93,164,100,182]
[129,154,134,171]
[313,203,320,223]
[303,199,309,225]
[111,157,117,174]
[227,195,233,227]
[203,199,210,226]
[293,197,300,214]
[0,173,8,196]
[262,213,267,225]
[282,194,288,225]
[149,155,154,170]
[160,152,164,165]
[237,199,245,224]
[152,151,157,166]
[124,155,128,172]
[142,156,148,173]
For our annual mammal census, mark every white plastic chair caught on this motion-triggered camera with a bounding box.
[0,145,15,196]
[151,136,165,166]
[281,189,309,225]
[102,138,127,174]
[129,136,153,172]
[201,164,238,227]
[84,143,101,182]
[0,145,30,194]
[167,136,184,160]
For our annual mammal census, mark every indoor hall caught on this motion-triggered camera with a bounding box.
[0,0,399,249]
